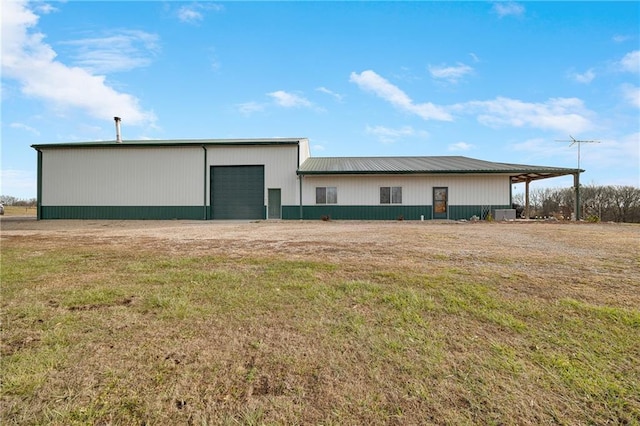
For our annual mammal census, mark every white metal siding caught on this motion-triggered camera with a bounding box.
[42,147,203,206]
[206,145,299,205]
[298,138,311,166]
[301,175,510,205]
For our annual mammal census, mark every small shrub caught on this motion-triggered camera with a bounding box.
[321,215,331,222]
[586,214,600,223]
[396,215,404,221]
[485,212,494,222]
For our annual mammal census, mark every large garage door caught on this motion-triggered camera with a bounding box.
[211,165,264,219]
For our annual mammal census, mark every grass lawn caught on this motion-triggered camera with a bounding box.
[1,206,37,217]
[1,221,639,425]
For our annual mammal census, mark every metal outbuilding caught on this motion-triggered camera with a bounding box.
[31,138,581,220]
[32,138,310,220]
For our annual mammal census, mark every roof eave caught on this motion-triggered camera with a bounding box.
[298,169,581,176]
[31,138,305,150]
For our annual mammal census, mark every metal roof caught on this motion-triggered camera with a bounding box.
[31,138,306,149]
[298,156,582,183]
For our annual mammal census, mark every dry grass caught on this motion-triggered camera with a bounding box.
[0,206,36,217]
[1,219,639,425]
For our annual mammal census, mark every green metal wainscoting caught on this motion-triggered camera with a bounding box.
[39,204,512,220]
[282,205,431,220]
[282,205,512,220]
[40,206,206,220]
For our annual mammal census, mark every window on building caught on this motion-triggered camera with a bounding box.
[316,187,337,204]
[380,186,402,204]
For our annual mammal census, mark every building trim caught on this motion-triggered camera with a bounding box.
[36,149,43,220]
[40,205,212,220]
[31,138,305,150]
[281,204,511,221]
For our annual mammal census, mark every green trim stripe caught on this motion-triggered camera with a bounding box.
[282,205,512,220]
[40,204,512,220]
[283,205,429,220]
[40,206,205,220]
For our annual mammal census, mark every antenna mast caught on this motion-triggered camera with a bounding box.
[555,135,600,221]
[556,135,600,170]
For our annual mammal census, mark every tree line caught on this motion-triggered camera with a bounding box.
[512,185,640,223]
[0,196,37,207]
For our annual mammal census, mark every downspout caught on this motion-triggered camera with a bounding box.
[297,143,302,220]
[36,149,43,220]
[299,174,303,220]
[202,145,208,220]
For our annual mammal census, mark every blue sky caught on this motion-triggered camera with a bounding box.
[2,1,639,199]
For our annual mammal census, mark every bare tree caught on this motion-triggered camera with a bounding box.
[514,185,640,222]
[528,188,546,217]
[0,195,18,205]
[609,186,640,222]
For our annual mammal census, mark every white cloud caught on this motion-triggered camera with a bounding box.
[33,2,57,14]
[492,2,525,18]
[351,71,595,133]
[60,30,160,74]
[510,137,583,168]
[448,142,474,151]
[620,84,640,108]
[177,3,224,24]
[238,90,319,114]
[554,133,638,174]
[365,125,427,144]
[0,169,36,198]
[178,6,203,23]
[349,70,452,121]
[616,132,640,166]
[463,97,594,134]
[511,137,557,154]
[570,69,596,84]
[613,35,631,43]
[208,47,221,71]
[268,90,313,108]
[1,0,155,126]
[316,86,343,102]
[312,144,325,152]
[618,50,640,73]
[428,63,473,83]
[236,101,265,115]
[10,122,40,135]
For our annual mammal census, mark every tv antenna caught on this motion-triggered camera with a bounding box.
[556,135,600,170]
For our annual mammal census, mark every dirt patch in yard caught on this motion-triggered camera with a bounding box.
[3,218,638,308]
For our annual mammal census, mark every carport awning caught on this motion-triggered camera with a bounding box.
[509,170,580,184]
[299,156,582,183]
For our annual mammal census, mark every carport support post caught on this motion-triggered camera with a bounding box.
[525,179,530,219]
[574,172,580,221]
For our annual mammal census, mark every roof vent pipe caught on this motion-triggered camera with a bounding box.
[114,116,122,143]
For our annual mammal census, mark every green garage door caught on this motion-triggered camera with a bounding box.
[211,165,265,219]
